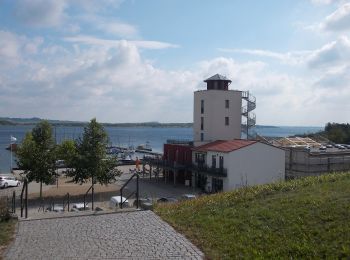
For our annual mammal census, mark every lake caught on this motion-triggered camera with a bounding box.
[0,125,323,173]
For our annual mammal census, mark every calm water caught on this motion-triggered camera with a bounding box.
[0,125,323,173]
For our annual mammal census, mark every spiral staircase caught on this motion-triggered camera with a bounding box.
[241,91,256,139]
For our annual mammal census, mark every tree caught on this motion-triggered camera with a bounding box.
[66,118,120,209]
[324,122,350,144]
[16,121,56,199]
[56,139,77,167]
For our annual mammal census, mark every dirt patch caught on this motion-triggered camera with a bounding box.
[28,176,120,199]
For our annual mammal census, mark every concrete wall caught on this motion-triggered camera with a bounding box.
[193,90,242,146]
[285,148,350,178]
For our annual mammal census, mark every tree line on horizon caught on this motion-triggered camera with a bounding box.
[298,122,350,144]
[0,117,193,128]
[324,123,350,144]
[15,119,121,205]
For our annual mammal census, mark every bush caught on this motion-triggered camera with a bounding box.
[0,196,10,222]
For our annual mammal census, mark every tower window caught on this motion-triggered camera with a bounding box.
[200,133,204,141]
[201,100,204,114]
[225,117,229,126]
[201,117,204,130]
[225,100,229,108]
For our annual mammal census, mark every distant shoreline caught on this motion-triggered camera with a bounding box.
[0,117,281,128]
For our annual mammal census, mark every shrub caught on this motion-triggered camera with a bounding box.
[0,196,10,222]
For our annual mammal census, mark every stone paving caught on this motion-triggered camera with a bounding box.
[5,211,204,259]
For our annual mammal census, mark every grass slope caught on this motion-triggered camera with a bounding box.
[0,220,16,258]
[155,173,350,259]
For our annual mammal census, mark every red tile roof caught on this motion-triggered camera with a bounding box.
[192,139,258,153]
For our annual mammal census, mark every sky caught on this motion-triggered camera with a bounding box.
[0,0,350,126]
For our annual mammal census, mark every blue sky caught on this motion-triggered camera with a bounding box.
[0,0,349,126]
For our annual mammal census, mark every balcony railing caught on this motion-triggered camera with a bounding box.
[192,163,227,177]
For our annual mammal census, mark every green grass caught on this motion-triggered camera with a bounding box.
[155,173,350,259]
[0,220,16,258]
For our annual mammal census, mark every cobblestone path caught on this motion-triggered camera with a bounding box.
[5,211,203,259]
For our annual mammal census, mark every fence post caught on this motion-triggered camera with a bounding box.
[25,180,28,218]
[67,193,70,212]
[13,191,16,214]
[91,183,94,211]
[20,191,23,217]
[136,174,139,209]
[120,188,123,209]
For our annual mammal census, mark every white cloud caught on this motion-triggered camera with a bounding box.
[0,31,44,69]
[218,48,310,65]
[1,30,350,126]
[14,0,67,27]
[307,35,350,68]
[97,21,138,37]
[64,35,179,50]
[310,0,338,5]
[322,3,350,31]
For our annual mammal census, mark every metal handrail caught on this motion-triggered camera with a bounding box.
[120,173,139,209]
[83,185,93,211]
[62,192,70,212]
[192,163,228,177]
[20,179,28,218]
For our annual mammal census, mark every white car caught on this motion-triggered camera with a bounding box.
[0,175,21,188]
[109,196,129,208]
[180,194,197,200]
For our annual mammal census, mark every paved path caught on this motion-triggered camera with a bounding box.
[5,211,204,259]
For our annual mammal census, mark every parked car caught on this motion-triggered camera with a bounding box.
[72,203,88,211]
[0,175,21,189]
[334,144,346,149]
[133,198,154,210]
[319,146,327,151]
[109,196,129,208]
[157,197,178,203]
[180,194,197,200]
[326,144,333,148]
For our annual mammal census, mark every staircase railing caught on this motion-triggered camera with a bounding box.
[20,179,28,218]
[241,91,257,139]
[120,173,139,209]
[83,185,93,211]
[62,193,70,212]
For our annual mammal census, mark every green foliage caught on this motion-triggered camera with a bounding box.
[56,139,77,166]
[155,173,350,259]
[0,197,10,222]
[0,219,16,256]
[67,118,121,185]
[324,122,350,144]
[16,121,56,186]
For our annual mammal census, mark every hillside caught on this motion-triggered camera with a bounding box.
[155,173,350,259]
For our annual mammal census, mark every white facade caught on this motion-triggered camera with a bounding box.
[193,142,285,192]
[193,90,242,146]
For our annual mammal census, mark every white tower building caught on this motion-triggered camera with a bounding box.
[193,74,256,146]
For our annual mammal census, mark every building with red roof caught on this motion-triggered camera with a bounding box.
[191,139,285,192]
[154,74,284,193]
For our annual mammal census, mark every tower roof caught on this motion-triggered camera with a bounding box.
[204,74,232,83]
